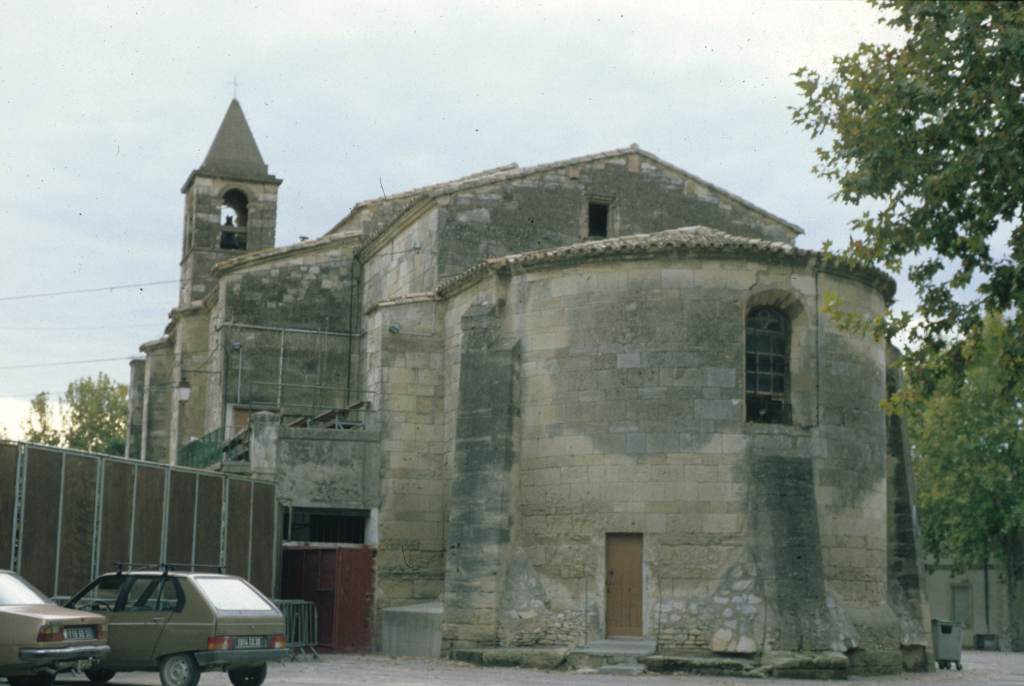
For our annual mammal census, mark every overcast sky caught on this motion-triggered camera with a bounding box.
[0,0,902,439]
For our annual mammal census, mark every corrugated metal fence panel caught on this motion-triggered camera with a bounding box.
[2,443,278,598]
[0,444,17,569]
[132,465,165,567]
[165,470,197,568]
[56,454,97,595]
[99,460,133,573]
[194,474,224,569]
[21,447,62,590]
[226,479,252,578]
[250,482,276,594]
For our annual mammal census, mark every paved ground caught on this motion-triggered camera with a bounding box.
[50,650,1024,686]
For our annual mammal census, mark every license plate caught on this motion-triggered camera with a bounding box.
[64,626,96,640]
[234,636,267,649]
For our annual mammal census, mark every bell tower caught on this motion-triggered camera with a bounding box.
[179,99,282,306]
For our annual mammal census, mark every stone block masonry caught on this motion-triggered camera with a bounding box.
[442,302,520,649]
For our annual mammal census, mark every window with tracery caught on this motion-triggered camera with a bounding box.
[745,307,790,424]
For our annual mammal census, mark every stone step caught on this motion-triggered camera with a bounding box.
[598,662,646,676]
[569,640,657,671]
[574,638,656,656]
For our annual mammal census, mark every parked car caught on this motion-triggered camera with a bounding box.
[0,569,109,686]
[66,569,287,686]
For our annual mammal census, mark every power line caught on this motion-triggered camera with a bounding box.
[0,347,225,372]
[0,356,136,370]
[0,280,178,302]
[0,323,165,331]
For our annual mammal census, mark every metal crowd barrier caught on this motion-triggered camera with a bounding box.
[273,599,319,659]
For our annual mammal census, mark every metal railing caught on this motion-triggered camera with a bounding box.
[177,427,224,469]
[273,598,319,658]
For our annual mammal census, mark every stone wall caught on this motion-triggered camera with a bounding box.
[361,208,439,304]
[439,252,906,669]
[140,339,173,463]
[248,412,380,510]
[126,358,145,459]
[436,153,796,281]
[169,306,212,460]
[217,244,361,420]
[885,359,933,669]
[365,298,448,620]
[442,302,519,648]
[179,175,279,305]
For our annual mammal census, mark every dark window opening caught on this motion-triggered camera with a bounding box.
[284,507,367,544]
[745,307,791,424]
[588,201,609,238]
[219,189,249,250]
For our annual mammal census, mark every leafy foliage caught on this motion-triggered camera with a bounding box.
[63,372,128,455]
[793,0,1024,380]
[911,316,1024,570]
[20,373,128,455]
[21,391,62,446]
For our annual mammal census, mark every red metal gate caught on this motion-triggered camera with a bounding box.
[281,546,375,652]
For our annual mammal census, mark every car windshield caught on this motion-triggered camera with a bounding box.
[192,577,273,612]
[0,573,49,605]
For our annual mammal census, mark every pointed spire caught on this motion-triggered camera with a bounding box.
[189,99,279,186]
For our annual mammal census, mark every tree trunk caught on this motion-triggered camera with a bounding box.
[1003,534,1024,651]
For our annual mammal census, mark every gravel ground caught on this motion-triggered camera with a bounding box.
[44,650,1024,686]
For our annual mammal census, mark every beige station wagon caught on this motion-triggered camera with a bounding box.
[67,570,287,686]
[0,569,109,686]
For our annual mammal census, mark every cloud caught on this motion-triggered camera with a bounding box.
[0,0,908,402]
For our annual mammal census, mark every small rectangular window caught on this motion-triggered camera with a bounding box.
[588,202,609,238]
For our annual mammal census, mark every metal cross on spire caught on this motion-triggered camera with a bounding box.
[231,77,240,99]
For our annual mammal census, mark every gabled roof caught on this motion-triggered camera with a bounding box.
[182,99,281,190]
[328,144,803,239]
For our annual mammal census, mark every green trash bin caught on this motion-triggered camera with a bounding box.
[932,618,963,670]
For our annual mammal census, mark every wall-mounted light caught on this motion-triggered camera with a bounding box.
[175,378,191,402]
[387,323,401,334]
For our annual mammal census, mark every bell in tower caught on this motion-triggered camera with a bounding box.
[179,99,282,306]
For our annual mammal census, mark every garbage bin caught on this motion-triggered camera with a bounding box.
[932,618,963,670]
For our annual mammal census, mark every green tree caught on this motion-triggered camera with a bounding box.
[62,372,128,455]
[911,315,1024,647]
[793,0,1024,380]
[19,374,128,455]
[21,391,61,446]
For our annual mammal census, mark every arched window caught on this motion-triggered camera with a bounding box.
[219,189,249,249]
[745,307,790,424]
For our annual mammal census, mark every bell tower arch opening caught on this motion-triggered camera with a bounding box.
[178,99,282,306]
[219,188,249,250]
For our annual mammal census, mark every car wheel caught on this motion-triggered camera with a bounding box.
[85,667,118,683]
[228,663,267,686]
[159,653,200,686]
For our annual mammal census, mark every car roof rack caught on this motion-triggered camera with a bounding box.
[111,562,224,574]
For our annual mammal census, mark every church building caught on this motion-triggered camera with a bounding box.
[126,99,931,673]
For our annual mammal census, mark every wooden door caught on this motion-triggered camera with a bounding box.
[606,533,643,637]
